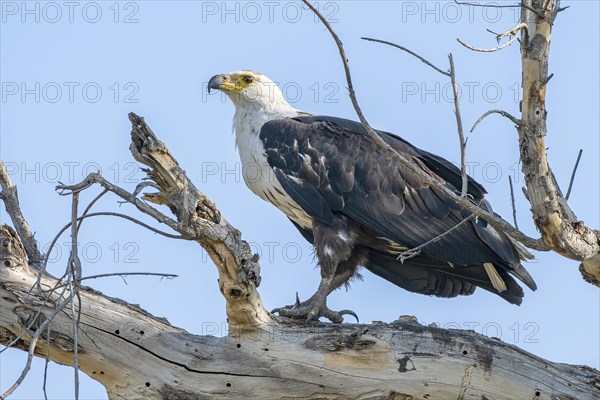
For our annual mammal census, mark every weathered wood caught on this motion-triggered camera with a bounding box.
[518,0,600,284]
[1,231,598,400]
[1,2,599,395]
[128,113,277,332]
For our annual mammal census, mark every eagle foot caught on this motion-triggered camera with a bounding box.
[271,296,359,324]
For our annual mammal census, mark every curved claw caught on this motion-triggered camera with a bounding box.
[306,309,320,322]
[270,307,283,315]
[338,309,360,323]
[271,293,305,315]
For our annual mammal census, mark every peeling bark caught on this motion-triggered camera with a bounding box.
[1,234,598,399]
[1,110,599,399]
[0,3,598,395]
[518,0,600,284]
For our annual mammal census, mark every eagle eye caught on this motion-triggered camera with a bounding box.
[242,75,254,84]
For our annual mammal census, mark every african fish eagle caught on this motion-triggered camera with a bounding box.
[208,70,536,323]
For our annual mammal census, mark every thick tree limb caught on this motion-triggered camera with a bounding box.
[0,1,597,397]
[1,225,598,399]
[362,1,599,285]
[516,0,600,285]
[0,163,44,269]
[54,114,274,333]
[2,114,599,399]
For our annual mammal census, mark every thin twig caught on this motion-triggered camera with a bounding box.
[68,277,80,400]
[52,212,189,251]
[542,73,554,87]
[56,173,191,237]
[31,208,186,297]
[509,176,519,229]
[457,35,518,53]
[304,0,549,252]
[300,0,377,139]
[76,188,108,232]
[0,292,73,399]
[458,22,526,53]
[398,215,475,262]
[471,109,522,132]
[565,149,583,200]
[453,0,544,18]
[361,37,450,76]
[67,191,81,400]
[448,54,468,197]
[50,272,178,291]
[43,324,51,400]
[1,282,69,355]
[69,192,82,280]
[82,271,178,281]
[497,23,528,40]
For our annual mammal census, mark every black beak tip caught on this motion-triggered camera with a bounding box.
[207,74,222,94]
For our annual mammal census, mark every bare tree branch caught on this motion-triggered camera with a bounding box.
[56,174,188,237]
[516,0,600,284]
[361,37,450,76]
[0,161,44,269]
[565,149,583,200]
[0,274,73,400]
[305,1,549,252]
[458,23,526,53]
[508,176,519,230]
[66,191,82,400]
[2,218,598,399]
[471,109,522,132]
[300,0,378,139]
[448,54,468,197]
[397,215,475,262]
[453,0,544,18]
[457,35,518,53]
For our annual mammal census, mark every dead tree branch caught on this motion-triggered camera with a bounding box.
[458,22,526,53]
[565,149,583,200]
[514,0,600,284]
[318,0,599,285]
[57,113,274,332]
[471,109,522,132]
[0,163,44,269]
[361,37,450,76]
[448,53,468,197]
[509,176,520,230]
[0,108,597,398]
[308,1,549,253]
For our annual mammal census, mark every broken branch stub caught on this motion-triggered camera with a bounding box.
[127,112,275,331]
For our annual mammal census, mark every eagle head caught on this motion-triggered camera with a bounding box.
[208,70,292,111]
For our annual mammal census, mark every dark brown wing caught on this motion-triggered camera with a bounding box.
[260,115,536,303]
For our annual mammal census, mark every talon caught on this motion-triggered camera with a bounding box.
[306,310,317,322]
[338,309,360,323]
[271,307,282,315]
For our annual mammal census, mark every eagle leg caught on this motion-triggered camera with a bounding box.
[272,217,365,323]
[272,278,359,323]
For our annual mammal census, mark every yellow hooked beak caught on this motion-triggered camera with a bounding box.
[208,74,243,94]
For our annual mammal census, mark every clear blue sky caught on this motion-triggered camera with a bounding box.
[1,1,598,398]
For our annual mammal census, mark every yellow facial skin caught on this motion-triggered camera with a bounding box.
[208,73,255,93]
